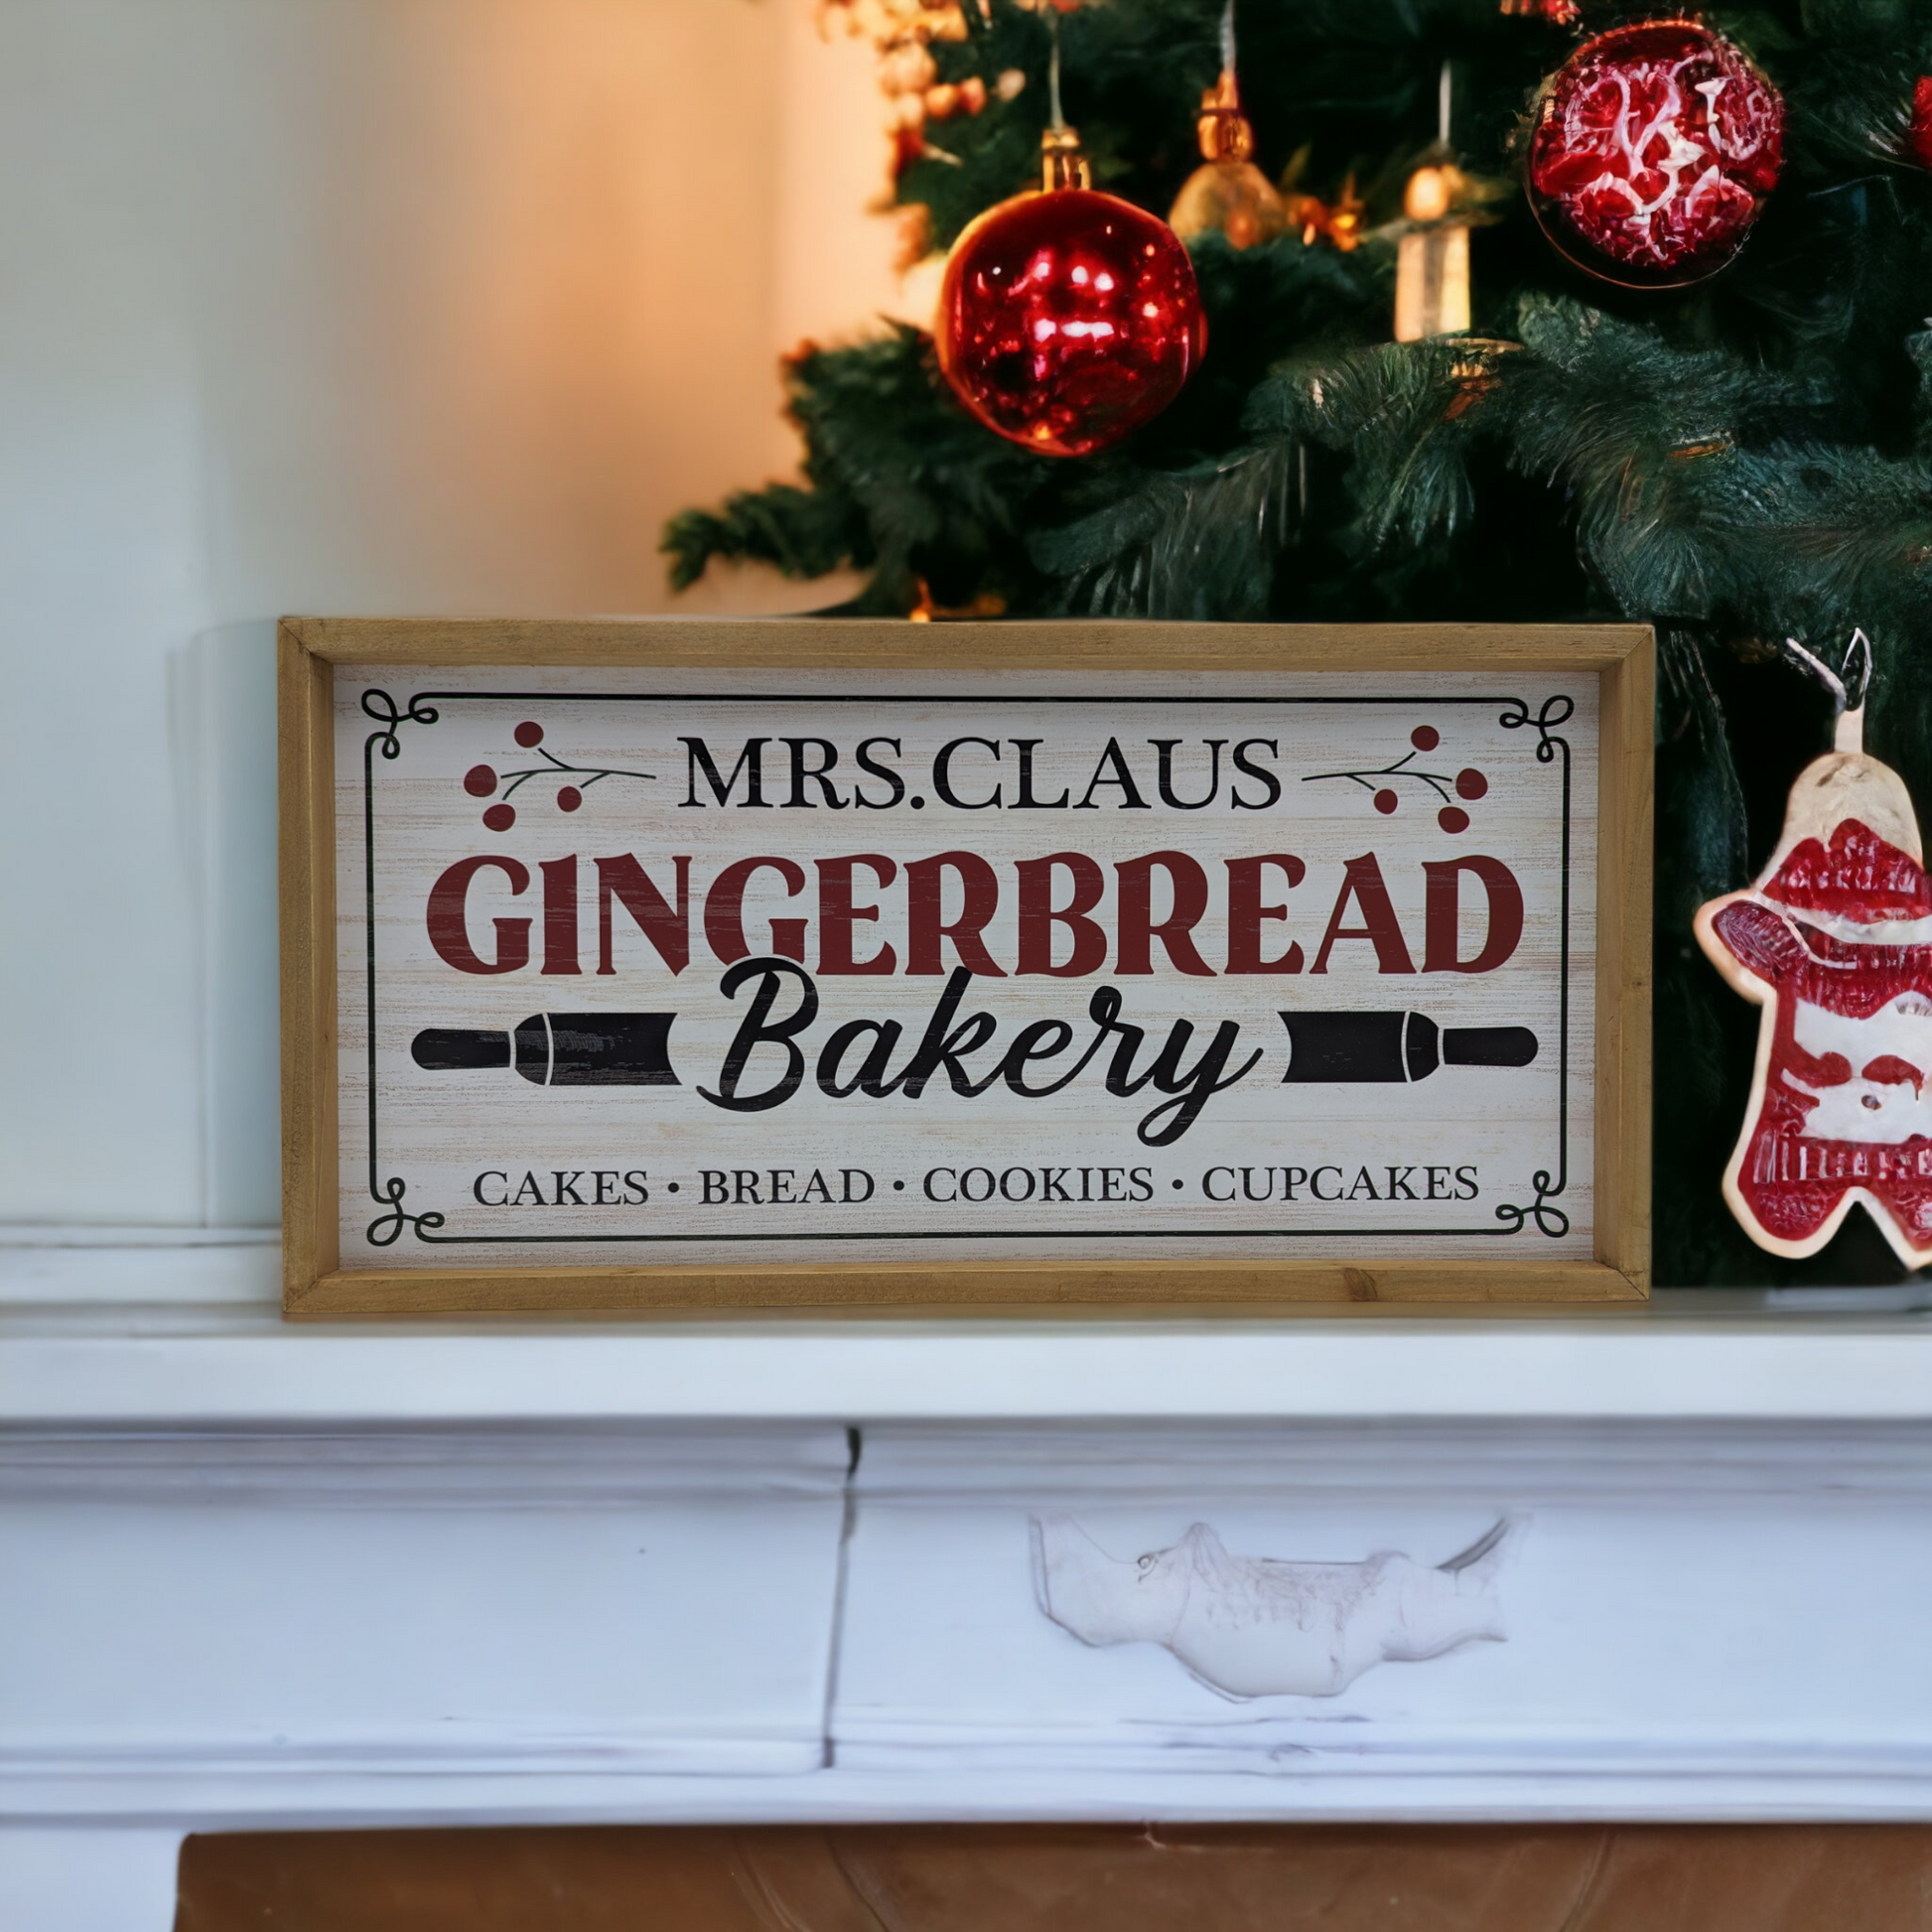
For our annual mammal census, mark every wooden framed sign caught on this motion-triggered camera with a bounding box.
[280,619,1650,1315]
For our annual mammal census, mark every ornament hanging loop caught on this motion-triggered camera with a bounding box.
[1781,628,1871,754]
[1039,9,1091,190]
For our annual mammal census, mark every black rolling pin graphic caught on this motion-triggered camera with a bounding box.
[411,1014,678,1087]
[1279,1010,1537,1083]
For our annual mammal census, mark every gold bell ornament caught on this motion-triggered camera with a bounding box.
[1169,5,1285,249]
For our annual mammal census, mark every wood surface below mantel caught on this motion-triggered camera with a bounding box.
[176,1824,1932,1932]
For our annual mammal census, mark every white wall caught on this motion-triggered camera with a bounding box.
[0,0,906,1227]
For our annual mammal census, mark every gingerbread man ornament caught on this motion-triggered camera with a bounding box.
[1695,634,1932,1266]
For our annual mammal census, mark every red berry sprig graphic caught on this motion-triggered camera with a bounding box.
[1304,725,1486,835]
[462,720,655,831]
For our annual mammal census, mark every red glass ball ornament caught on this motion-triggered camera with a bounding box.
[1527,19,1783,286]
[1910,77,1932,169]
[936,187,1206,457]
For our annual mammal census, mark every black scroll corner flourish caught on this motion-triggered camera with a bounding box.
[1498,692,1575,758]
[361,687,442,759]
[365,1175,447,1247]
[1493,1172,1570,1239]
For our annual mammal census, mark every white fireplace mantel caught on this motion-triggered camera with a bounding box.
[7,1233,1932,1423]
[6,1234,1932,1929]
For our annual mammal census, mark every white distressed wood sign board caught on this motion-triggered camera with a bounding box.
[334,664,1597,1272]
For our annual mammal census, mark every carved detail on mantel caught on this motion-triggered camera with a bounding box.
[1031,1513,1518,1699]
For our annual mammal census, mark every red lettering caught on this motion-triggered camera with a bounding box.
[1422,856,1523,974]
[704,856,806,964]
[541,855,579,976]
[596,854,690,976]
[817,854,897,975]
[426,856,530,975]
[1311,855,1415,975]
[1016,853,1107,976]
[1224,855,1306,973]
[1115,851,1214,976]
[906,851,1007,977]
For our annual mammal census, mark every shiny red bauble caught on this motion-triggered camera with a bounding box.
[1911,77,1932,169]
[936,187,1206,458]
[1527,19,1783,286]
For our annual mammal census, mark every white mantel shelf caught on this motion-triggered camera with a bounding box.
[8,1229,1932,1907]
[3,1237,1932,1424]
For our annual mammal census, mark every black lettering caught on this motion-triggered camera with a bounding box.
[1347,1167,1379,1200]
[623,1170,649,1203]
[960,1167,996,1202]
[1039,1168,1072,1202]
[593,1170,621,1205]
[999,1167,1035,1202]
[1149,739,1225,810]
[1132,1018,1264,1148]
[1240,1166,1274,1202]
[1001,1018,1075,1096]
[681,737,771,808]
[1385,1166,1419,1201]
[734,1170,762,1205]
[853,737,905,809]
[1100,1168,1127,1201]
[511,1171,543,1205]
[842,1169,875,1203]
[473,1171,508,1205]
[895,968,1001,1098]
[552,1171,586,1205]
[1074,737,1150,810]
[816,1018,905,1099]
[923,1168,957,1201]
[700,957,820,1113]
[1009,739,1069,809]
[1426,1166,1452,1200]
[1130,1168,1154,1201]
[1203,1167,1235,1201]
[782,738,846,809]
[768,1168,796,1203]
[1455,1165,1479,1199]
[1230,739,1282,810]
[1281,1166,1308,1201]
[1311,1166,1343,1201]
[701,1171,728,1204]
[932,737,1002,809]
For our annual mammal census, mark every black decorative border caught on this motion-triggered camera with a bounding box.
[355,689,1577,1248]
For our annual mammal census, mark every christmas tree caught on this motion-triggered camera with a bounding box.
[664,0,1932,1289]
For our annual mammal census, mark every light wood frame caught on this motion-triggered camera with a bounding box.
[280,618,1651,1316]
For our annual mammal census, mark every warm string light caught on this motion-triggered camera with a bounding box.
[818,0,1001,180]
[1394,63,1473,342]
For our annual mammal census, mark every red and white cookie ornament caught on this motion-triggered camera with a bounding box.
[1695,634,1932,1267]
[1526,17,1784,286]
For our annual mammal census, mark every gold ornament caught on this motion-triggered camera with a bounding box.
[1169,69,1286,249]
